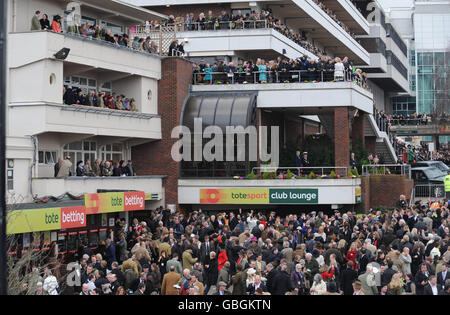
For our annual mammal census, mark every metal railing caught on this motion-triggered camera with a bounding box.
[388,118,431,126]
[362,164,411,178]
[136,20,321,57]
[251,166,350,176]
[414,184,445,199]
[193,69,365,87]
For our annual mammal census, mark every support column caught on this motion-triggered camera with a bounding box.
[334,107,350,170]
[132,57,192,210]
[352,113,365,149]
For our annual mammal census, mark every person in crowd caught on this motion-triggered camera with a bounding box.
[40,13,50,30]
[350,152,357,170]
[19,187,450,296]
[334,57,345,81]
[51,15,63,33]
[76,160,85,176]
[54,157,62,178]
[56,156,72,178]
[31,11,41,31]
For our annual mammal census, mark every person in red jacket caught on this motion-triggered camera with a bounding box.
[320,264,335,281]
[51,15,63,33]
[346,242,358,270]
[217,247,228,271]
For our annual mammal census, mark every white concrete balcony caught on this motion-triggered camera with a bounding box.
[32,175,165,199]
[320,0,370,35]
[8,31,161,80]
[178,178,362,205]
[360,53,388,73]
[366,63,409,93]
[269,0,370,65]
[175,27,318,60]
[191,81,374,114]
[8,102,161,143]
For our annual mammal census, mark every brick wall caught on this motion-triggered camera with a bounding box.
[132,57,193,208]
[361,175,414,212]
[352,113,365,149]
[334,107,350,168]
[366,137,376,155]
[148,4,231,19]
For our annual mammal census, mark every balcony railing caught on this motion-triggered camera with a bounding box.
[192,69,369,90]
[136,20,323,58]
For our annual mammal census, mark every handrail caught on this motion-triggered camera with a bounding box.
[193,69,366,88]
[362,164,411,178]
[136,20,323,57]
[251,166,350,176]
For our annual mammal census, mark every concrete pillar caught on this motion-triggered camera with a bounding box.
[132,57,192,209]
[352,113,365,149]
[334,107,350,170]
[432,134,440,152]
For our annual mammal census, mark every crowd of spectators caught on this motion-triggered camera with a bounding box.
[159,9,327,58]
[312,0,356,38]
[54,156,136,178]
[192,56,369,90]
[31,10,160,55]
[20,198,450,295]
[63,86,137,112]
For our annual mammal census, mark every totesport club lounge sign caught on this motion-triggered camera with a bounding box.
[7,206,86,235]
[84,191,145,214]
[200,188,319,204]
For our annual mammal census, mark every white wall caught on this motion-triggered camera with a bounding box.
[32,176,165,198]
[9,59,63,104]
[113,76,158,114]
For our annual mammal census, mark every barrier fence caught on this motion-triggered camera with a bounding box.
[362,164,411,178]
[251,166,350,176]
[414,184,445,199]
[193,69,363,86]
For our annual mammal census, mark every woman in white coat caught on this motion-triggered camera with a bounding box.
[43,270,59,295]
[334,57,345,81]
[310,274,327,295]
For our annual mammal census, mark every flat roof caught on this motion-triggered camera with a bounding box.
[76,0,168,23]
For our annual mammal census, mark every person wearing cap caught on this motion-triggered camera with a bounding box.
[56,155,72,178]
[215,281,231,295]
[182,247,198,271]
[231,264,247,295]
[301,152,310,168]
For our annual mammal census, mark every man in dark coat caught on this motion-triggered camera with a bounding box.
[271,265,292,295]
[381,259,396,287]
[350,152,357,170]
[415,263,431,295]
[265,263,279,295]
[340,261,358,295]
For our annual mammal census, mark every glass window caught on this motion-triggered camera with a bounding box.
[434,52,445,65]
[63,140,97,174]
[100,143,123,163]
[198,97,217,127]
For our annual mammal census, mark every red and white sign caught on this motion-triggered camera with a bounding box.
[61,206,86,229]
[124,191,145,211]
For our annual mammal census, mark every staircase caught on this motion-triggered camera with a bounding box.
[366,114,398,164]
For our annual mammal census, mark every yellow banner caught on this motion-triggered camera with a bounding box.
[7,208,61,235]
[85,192,124,215]
[200,189,270,204]
[85,191,146,214]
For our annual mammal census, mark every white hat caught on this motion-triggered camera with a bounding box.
[247,268,256,275]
